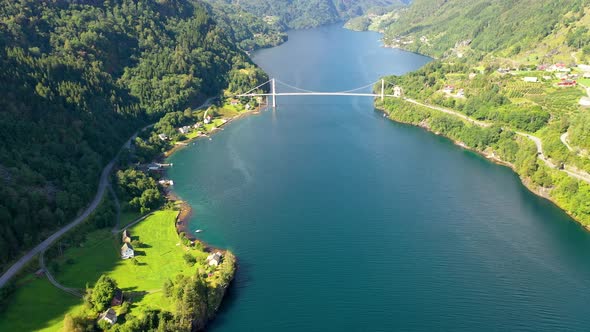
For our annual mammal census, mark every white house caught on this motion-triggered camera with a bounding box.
[158,133,168,141]
[121,243,134,259]
[579,97,590,107]
[206,252,222,266]
[178,126,191,135]
[99,308,118,325]
[523,77,538,83]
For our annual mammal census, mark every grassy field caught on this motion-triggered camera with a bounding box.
[0,276,84,332]
[0,209,205,331]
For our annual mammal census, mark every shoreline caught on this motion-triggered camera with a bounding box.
[376,106,590,232]
[162,102,268,242]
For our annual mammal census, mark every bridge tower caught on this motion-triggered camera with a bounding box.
[271,78,277,108]
[381,79,385,102]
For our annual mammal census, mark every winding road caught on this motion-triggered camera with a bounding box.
[0,97,217,289]
[401,97,590,185]
[0,142,128,288]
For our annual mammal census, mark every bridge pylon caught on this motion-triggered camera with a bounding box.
[381,79,385,102]
[272,78,277,108]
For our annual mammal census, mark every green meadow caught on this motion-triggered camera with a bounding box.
[0,209,208,331]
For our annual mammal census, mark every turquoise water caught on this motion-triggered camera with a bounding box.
[167,25,590,331]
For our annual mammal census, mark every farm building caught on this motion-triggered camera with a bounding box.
[121,243,134,259]
[99,308,117,325]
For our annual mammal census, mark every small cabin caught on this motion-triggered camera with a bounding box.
[99,308,117,325]
[121,243,134,260]
[206,252,223,267]
[158,133,168,141]
[523,77,538,83]
[111,289,123,307]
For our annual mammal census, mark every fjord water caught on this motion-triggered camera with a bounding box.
[168,25,590,331]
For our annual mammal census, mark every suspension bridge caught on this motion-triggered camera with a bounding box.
[235,78,400,108]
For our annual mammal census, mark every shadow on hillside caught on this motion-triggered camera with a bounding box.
[126,290,150,306]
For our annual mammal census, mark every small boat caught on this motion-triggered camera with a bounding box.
[195,229,203,233]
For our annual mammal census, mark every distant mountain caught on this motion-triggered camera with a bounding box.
[205,0,407,29]
[381,0,590,59]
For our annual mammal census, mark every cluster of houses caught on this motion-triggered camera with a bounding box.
[157,115,232,143]
[537,63,571,73]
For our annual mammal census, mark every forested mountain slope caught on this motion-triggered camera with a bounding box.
[0,0,266,268]
[206,1,288,51]
[382,0,590,59]
[206,0,408,29]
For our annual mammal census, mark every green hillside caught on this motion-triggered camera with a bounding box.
[205,0,407,29]
[375,0,590,227]
[0,0,266,269]
[381,0,590,59]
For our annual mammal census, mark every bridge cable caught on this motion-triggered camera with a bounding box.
[274,79,316,93]
[275,79,381,94]
[236,79,272,97]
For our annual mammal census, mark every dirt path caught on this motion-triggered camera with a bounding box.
[404,97,491,127]
[111,213,152,234]
[39,252,82,298]
[561,132,575,152]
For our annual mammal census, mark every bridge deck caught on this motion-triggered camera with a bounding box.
[238,93,397,97]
